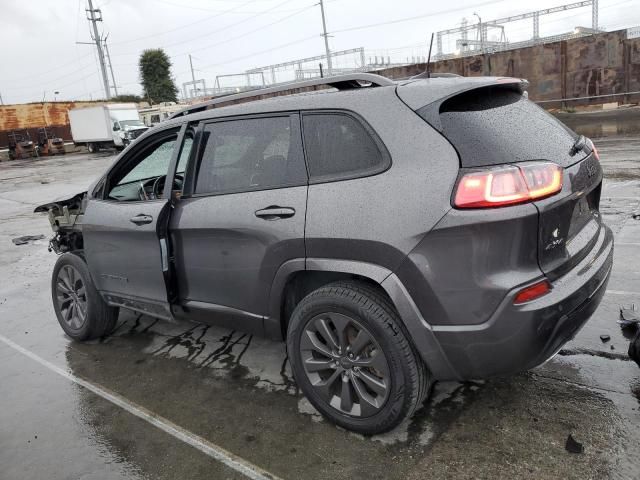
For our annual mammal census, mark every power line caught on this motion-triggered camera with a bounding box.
[173,3,316,57]
[55,71,100,90]
[2,52,94,85]
[116,0,302,55]
[330,0,512,34]
[109,0,261,46]
[196,34,318,71]
[3,58,99,90]
[152,0,313,15]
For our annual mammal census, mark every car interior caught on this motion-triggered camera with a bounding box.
[106,133,193,202]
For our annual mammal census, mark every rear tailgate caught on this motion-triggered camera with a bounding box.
[402,79,603,281]
[534,151,602,280]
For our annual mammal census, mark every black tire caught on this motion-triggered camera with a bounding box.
[287,281,430,435]
[87,143,98,153]
[51,253,119,341]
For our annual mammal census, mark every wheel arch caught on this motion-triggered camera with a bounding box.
[265,259,391,340]
[266,258,461,380]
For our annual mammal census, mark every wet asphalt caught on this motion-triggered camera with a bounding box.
[0,128,639,479]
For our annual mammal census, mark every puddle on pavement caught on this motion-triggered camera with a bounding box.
[555,112,640,138]
[65,320,634,480]
[101,311,483,448]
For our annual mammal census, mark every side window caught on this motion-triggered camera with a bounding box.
[302,113,388,183]
[106,133,178,201]
[177,136,193,175]
[194,116,307,195]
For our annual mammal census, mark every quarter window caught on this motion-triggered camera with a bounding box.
[195,116,306,195]
[302,113,388,182]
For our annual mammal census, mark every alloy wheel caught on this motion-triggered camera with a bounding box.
[300,312,390,417]
[55,265,88,330]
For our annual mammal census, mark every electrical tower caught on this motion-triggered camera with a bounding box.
[435,1,600,59]
[86,0,111,100]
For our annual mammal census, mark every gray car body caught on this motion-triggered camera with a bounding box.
[40,77,614,382]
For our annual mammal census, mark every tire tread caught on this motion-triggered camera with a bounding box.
[51,253,118,341]
[287,280,431,434]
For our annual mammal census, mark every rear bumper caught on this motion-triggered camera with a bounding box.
[430,224,613,380]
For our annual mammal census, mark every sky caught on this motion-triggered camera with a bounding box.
[0,0,637,104]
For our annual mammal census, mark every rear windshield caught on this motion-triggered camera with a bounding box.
[425,87,579,168]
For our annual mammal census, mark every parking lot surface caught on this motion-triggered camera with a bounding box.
[0,137,639,479]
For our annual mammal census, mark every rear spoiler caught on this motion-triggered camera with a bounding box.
[397,76,528,132]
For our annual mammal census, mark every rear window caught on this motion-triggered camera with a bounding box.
[426,87,579,168]
[302,113,388,183]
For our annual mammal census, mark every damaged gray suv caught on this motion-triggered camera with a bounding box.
[37,73,613,434]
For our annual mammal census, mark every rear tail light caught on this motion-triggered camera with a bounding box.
[589,139,599,161]
[514,279,552,304]
[454,162,563,208]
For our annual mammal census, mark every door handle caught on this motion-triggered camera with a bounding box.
[130,214,153,225]
[254,206,295,220]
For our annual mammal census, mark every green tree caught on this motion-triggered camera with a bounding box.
[139,49,178,104]
[110,93,143,103]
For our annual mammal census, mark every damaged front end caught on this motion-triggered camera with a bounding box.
[34,192,86,254]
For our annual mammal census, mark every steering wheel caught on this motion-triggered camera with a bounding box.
[138,175,184,200]
[151,174,184,199]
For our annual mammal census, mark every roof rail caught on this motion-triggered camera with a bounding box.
[408,72,462,80]
[169,73,395,119]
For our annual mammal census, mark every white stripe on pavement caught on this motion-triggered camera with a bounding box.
[0,334,281,480]
[606,290,640,296]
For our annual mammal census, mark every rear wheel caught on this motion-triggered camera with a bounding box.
[287,281,430,434]
[52,253,118,341]
[87,143,99,153]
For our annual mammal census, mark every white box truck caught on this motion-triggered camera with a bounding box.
[68,103,149,152]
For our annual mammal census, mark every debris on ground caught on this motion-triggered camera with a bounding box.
[565,434,584,454]
[629,331,640,368]
[632,213,640,220]
[11,234,45,246]
[600,334,611,343]
[619,305,640,328]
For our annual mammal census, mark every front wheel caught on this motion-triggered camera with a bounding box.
[287,281,431,435]
[51,253,119,341]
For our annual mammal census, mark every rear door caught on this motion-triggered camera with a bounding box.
[171,113,308,330]
[83,125,191,319]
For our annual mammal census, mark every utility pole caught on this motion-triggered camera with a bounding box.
[473,12,484,54]
[86,0,110,99]
[103,40,118,97]
[318,0,332,75]
[189,54,197,98]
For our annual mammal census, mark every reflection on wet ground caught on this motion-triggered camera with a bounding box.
[554,107,640,139]
[61,311,624,480]
[0,133,639,479]
[66,313,471,479]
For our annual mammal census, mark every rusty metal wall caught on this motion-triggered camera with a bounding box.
[375,29,640,106]
[0,101,102,148]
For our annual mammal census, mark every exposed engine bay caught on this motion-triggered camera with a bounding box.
[34,192,86,254]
